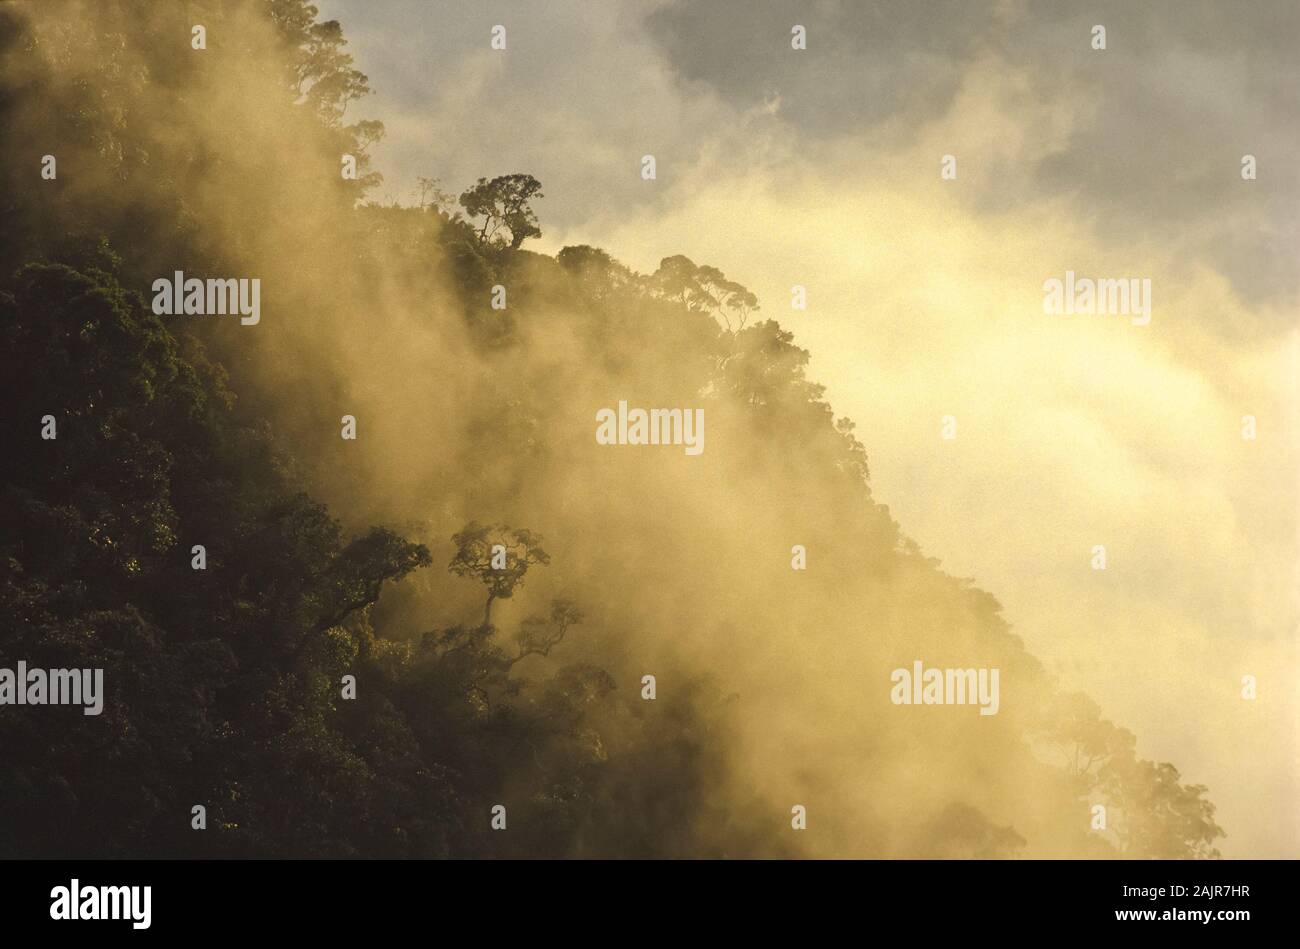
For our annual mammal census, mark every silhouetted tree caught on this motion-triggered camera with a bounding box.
[0,0,1229,862]
[650,255,758,330]
[449,522,550,627]
[459,174,544,249]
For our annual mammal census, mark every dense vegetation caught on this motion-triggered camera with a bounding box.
[0,0,1222,858]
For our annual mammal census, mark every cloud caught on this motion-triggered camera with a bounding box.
[569,92,1299,853]
[645,0,1300,312]
[317,0,743,230]
[317,0,1300,856]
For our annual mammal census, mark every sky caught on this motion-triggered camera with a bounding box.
[315,0,1299,857]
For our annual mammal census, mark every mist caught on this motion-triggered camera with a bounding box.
[0,0,1272,858]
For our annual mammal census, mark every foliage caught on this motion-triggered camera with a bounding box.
[0,0,1226,860]
[459,174,545,250]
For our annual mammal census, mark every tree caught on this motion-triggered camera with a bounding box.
[651,255,710,309]
[557,244,636,300]
[414,176,455,213]
[459,174,544,249]
[263,1,386,200]
[1,0,1230,862]
[697,265,759,332]
[720,320,819,406]
[0,261,431,857]
[1041,692,1224,858]
[650,255,759,330]
[448,522,550,627]
[272,4,373,127]
[512,599,583,666]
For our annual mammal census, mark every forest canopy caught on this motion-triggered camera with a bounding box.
[0,0,1222,858]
